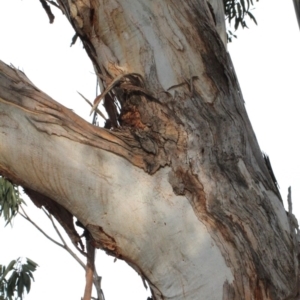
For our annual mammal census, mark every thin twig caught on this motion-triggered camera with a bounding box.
[42,207,87,257]
[39,0,55,23]
[46,0,61,11]
[42,208,87,268]
[77,91,107,121]
[19,205,105,299]
[19,206,63,249]
[42,207,68,246]
[19,205,86,269]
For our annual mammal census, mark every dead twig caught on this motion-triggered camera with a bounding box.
[77,92,107,121]
[90,73,153,115]
[39,0,55,23]
[46,0,62,11]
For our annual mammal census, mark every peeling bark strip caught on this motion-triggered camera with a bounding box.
[0,0,299,299]
[0,62,163,172]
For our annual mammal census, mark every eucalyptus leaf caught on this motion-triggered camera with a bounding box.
[0,258,37,300]
[16,276,23,299]
[0,261,16,284]
[0,177,25,225]
[224,0,259,42]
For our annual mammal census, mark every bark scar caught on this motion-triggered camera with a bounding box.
[86,224,119,256]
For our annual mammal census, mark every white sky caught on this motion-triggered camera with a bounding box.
[0,0,299,299]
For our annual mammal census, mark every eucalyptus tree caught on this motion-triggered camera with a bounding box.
[0,1,299,299]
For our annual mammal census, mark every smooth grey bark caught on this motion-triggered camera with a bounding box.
[0,0,299,299]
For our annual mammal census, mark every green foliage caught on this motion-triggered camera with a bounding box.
[0,177,24,226]
[223,0,259,42]
[0,258,38,300]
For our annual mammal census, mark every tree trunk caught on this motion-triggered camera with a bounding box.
[0,0,299,299]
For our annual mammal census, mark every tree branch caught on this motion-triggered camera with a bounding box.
[19,205,105,299]
[19,205,86,269]
[19,206,64,250]
[82,237,95,300]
